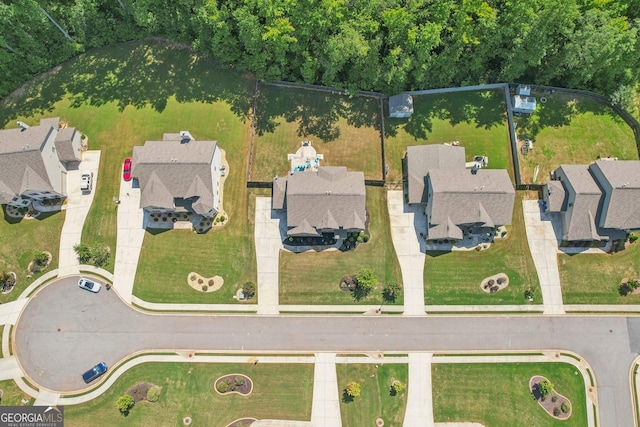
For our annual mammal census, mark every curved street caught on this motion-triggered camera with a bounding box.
[13,275,640,426]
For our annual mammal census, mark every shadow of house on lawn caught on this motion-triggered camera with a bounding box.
[0,38,255,127]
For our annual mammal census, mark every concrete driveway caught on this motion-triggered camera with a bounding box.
[13,277,639,426]
[57,150,101,276]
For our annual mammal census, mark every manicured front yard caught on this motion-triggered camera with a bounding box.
[424,193,541,305]
[252,84,383,181]
[559,235,640,304]
[1,39,255,273]
[0,209,64,303]
[384,90,512,181]
[64,362,313,426]
[279,187,402,305]
[516,91,638,184]
[0,379,34,406]
[432,362,588,427]
[336,362,408,426]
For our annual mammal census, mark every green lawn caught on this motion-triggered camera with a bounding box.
[0,379,34,406]
[384,90,512,182]
[252,84,383,181]
[432,362,588,427]
[336,363,408,427]
[559,234,640,304]
[64,362,313,426]
[1,39,255,273]
[279,187,402,305]
[0,208,64,303]
[424,193,541,305]
[516,92,638,184]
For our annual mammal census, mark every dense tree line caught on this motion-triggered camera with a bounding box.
[1,0,639,103]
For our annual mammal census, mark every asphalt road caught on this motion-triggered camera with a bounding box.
[15,276,640,426]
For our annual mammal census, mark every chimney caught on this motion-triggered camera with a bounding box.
[17,121,29,130]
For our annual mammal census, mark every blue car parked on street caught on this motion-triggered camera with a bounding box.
[82,362,107,383]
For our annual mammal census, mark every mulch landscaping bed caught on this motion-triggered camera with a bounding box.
[214,374,253,396]
[529,375,572,420]
[126,382,159,403]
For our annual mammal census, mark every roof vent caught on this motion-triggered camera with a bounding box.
[325,190,331,195]
[622,182,629,188]
[17,121,29,130]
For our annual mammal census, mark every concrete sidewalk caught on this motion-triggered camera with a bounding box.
[113,178,146,304]
[58,150,101,276]
[311,353,342,427]
[387,191,426,316]
[522,200,565,315]
[404,353,434,427]
[254,197,284,315]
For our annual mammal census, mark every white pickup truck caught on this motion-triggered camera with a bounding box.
[80,171,93,192]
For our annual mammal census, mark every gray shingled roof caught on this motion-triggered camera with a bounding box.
[277,166,366,235]
[272,177,287,209]
[590,160,640,230]
[55,127,81,162]
[428,216,463,240]
[557,164,603,241]
[427,169,515,228]
[406,145,466,204]
[132,138,217,215]
[544,180,566,212]
[0,124,56,204]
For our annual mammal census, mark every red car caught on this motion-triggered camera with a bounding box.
[122,157,132,181]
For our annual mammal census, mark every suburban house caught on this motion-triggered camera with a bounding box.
[406,144,515,240]
[388,93,414,118]
[543,159,640,241]
[0,118,82,210]
[272,166,366,238]
[131,132,223,218]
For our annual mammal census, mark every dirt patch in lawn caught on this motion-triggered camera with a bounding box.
[188,272,224,292]
[530,375,572,420]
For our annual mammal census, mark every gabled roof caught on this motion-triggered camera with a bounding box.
[277,166,366,235]
[590,160,640,230]
[272,177,287,209]
[54,127,81,162]
[544,180,566,212]
[428,216,463,240]
[132,136,218,213]
[0,124,57,203]
[556,164,603,241]
[406,145,466,204]
[427,169,515,227]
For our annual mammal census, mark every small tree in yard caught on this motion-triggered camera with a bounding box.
[539,379,554,401]
[345,382,361,398]
[243,281,256,299]
[382,282,402,303]
[74,244,92,263]
[353,268,376,301]
[92,246,111,268]
[116,394,135,415]
[390,380,406,395]
[33,250,49,266]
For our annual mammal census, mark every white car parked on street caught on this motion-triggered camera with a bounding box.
[78,277,101,293]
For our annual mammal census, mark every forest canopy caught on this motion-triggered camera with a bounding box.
[1,0,639,103]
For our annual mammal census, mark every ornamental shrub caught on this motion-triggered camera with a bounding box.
[147,387,160,402]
